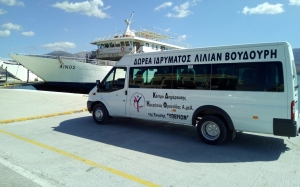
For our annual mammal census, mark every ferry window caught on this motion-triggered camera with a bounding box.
[152,44,154,49]
[125,41,130,46]
[110,42,115,47]
[101,67,127,92]
[161,46,165,51]
[146,43,149,47]
[129,66,173,89]
[156,45,158,50]
[115,42,120,47]
[120,42,125,46]
[104,43,109,48]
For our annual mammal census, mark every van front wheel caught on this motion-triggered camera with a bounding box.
[92,104,108,124]
[197,116,227,145]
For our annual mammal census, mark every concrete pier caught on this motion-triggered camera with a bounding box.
[0,89,300,187]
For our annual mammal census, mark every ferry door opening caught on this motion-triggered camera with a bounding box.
[100,67,128,116]
[133,42,140,52]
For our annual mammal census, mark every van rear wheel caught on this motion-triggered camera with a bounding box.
[197,115,227,145]
[92,104,108,124]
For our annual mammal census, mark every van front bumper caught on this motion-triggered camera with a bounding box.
[273,118,299,137]
[87,101,93,113]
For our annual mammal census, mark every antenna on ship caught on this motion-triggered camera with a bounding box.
[125,11,134,25]
[130,11,134,21]
[124,11,135,37]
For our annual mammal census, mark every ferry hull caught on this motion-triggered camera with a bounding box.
[10,54,113,93]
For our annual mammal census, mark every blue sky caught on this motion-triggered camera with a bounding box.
[0,0,299,58]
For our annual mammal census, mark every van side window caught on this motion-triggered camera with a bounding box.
[174,65,211,90]
[158,66,173,89]
[101,67,127,92]
[258,62,284,92]
[210,62,284,92]
[128,61,283,92]
[236,66,257,91]
[129,66,173,89]
[211,64,237,90]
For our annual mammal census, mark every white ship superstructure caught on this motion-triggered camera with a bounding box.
[91,12,191,61]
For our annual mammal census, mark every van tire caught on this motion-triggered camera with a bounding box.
[197,115,227,145]
[92,103,108,125]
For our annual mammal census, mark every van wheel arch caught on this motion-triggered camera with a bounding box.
[91,101,110,117]
[92,103,109,124]
[192,105,234,131]
[197,115,228,145]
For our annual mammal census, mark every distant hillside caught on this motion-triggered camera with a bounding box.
[293,48,300,64]
[46,51,74,57]
[46,51,91,58]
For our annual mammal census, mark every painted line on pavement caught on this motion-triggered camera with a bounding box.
[0,129,161,187]
[0,157,56,187]
[0,108,88,124]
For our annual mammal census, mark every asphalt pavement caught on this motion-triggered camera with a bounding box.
[0,89,300,187]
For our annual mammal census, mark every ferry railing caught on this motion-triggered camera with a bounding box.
[129,48,136,54]
[135,46,143,53]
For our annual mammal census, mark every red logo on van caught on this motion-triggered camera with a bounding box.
[130,93,145,112]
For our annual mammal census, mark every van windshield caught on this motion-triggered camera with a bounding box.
[101,67,127,92]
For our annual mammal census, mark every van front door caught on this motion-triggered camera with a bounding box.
[100,67,128,116]
[127,66,174,122]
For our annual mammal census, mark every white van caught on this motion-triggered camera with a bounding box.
[87,42,300,145]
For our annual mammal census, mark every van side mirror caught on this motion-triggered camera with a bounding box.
[96,80,101,89]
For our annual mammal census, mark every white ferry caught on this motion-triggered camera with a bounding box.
[9,55,115,93]
[9,12,190,93]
